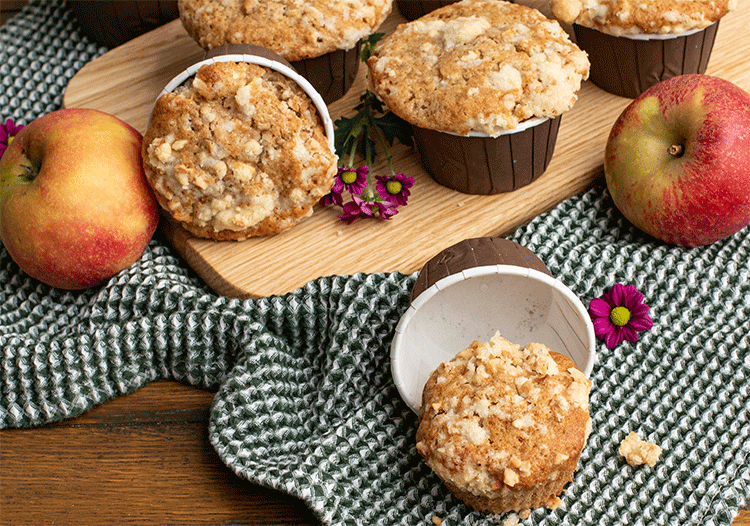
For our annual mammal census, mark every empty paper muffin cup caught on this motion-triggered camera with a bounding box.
[153,44,335,150]
[573,22,719,99]
[71,0,179,48]
[413,116,561,195]
[390,236,595,413]
[396,0,460,20]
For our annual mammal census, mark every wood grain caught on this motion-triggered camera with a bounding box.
[0,381,320,526]
[61,1,750,298]
[0,0,27,26]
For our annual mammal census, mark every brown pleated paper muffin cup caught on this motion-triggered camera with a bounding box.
[413,116,561,195]
[290,43,361,105]
[70,1,179,48]
[396,0,460,21]
[410,237,552,302]
[573,22,719,99]
[390,236,596,413]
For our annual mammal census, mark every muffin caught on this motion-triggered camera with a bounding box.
[142,55,338,240]
[177,0,394,103]
[367,0,589,194]
[551,0,736,98]
[416,332,593,514]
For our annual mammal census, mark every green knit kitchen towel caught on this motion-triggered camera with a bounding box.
[2,2,749,526]
[207,185,750,526]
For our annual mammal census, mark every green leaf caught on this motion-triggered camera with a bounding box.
[360,33,384,63]
[373,112,414,148]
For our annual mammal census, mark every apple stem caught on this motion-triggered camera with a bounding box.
[668,144,684,158]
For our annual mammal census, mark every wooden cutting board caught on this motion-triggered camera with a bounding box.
[63,3,750,298]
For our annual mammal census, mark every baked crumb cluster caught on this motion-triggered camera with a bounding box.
[618,431,662,467]
[142,61,337,240]
[551,0,736,35]
[178,0,393,60]
[416,332,592,513]
[367,0,589,136]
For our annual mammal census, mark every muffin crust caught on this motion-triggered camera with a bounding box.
[551,0,737,35]
[367,0,589,136]
[416,332,592,513]
[178,0,393,60]
[142,61,337,240]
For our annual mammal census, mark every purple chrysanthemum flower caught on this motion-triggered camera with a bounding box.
[375,173,414,206]
[0,119,24,159]
[338,198,366,224]
[338,195,397,223]
[589,284,653,349]
[333,166,369,196]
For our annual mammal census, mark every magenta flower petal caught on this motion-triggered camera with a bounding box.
[629,303,650,317]
[620,325,639,343]
[604,329,624,349]
[628,316,653,332]
[338,200,365,223]
[608,283,627,306]
[320,190,343,206]
[593,317,613,337]
[1,118,24,159]
[589,298,612,317]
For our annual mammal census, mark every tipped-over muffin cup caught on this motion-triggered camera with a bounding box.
[412,116,561,195]
[390,236,595,413]
[151,43,335,152]
[573,22,719,99]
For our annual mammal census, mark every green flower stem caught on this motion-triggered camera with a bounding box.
[373,121,398,177]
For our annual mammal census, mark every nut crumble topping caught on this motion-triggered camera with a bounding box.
[142,61,337,240]
[618,431,662,467]
[416,332,592,513]
[367,0,589,136]
[550,0,736,35]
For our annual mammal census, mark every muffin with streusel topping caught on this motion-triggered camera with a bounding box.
[416,332,592,514]
[367,0,589,194]
[178,0,393,103]
[142,58,337,240]
[550,0,737,98]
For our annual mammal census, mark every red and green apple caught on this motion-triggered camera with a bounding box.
[0,108,160,289]
[604,74,750,247]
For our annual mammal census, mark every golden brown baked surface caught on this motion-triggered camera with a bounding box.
[178,0,393,60]
[618,432,662,467]
[550,0,736,35]
[416,332,592,514]
[367,0,589,136]
[142,61,337,240]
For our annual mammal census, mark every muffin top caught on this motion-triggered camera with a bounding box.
[178,0,393,60]
[416,332,592,499]
[142,60,337,240]
[551,0,736,35]
[367,0,589,136]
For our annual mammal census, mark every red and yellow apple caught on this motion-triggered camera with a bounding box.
[0,108,160,289]
[604,74,750,247]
